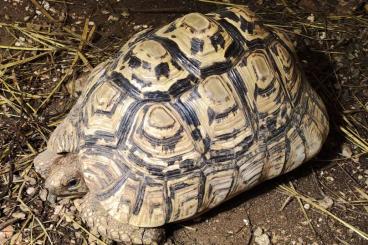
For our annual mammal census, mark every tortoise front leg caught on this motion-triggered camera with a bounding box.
[77,194,165,244]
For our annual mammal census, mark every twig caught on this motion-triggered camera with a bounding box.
[0,217,20,231]
[30,0,59,23]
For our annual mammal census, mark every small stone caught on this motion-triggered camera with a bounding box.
[358,175,363,180]
[341,144,352,158]
[303,203,310,210]
[243,219,249,226]
[307,14,315,22]
[301,220,310,225]
[10,232,22,244]
[253,227,263,237]
[39,189,48,201]
[297,238,304,245]
[24,176,36,185]
[255,233,271,245]
[319,32,326,39]
[54,205,64,215]
[72,222,80,230]
[11,212,26,220]
[121,9,130,18]
[43,1,50,10]
[317,196,334,209]
[65,214,74,223]
[26,187,36,196]
[326,176,334,182]
[107,15,119,21]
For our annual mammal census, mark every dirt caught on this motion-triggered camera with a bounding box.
[0,0,368,245]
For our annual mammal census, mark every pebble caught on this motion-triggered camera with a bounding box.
[65,214,74,223]
[303,203,310,210]
[107,15,119,21]
[39,189,48,201]
[243,219,249,226]
[341,143,352,158]
[255,233,271,245]
[43,1,50,11]
[121,10,129,18]
[24,176,37,185]
[10,232,22,244]
[26,187,36,196]
[326,176,334,182]
[307,14,315,22]
[11,212,26,219]
[253,227,263,237]
[53,205,64,215]
[317,196,334,209]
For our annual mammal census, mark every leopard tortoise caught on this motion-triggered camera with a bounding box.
[34,6,329,244]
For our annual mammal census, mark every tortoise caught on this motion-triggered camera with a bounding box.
[34,6,329,244]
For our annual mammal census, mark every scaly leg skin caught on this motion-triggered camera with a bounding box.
[77,194,165,245]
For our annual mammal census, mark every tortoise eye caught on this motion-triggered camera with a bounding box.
[66,178,80,190]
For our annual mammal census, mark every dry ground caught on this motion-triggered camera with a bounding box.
[0,0,368,244]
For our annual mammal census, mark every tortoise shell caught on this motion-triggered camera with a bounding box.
[48,7,329,227]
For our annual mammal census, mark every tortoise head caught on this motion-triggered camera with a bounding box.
[34,150,88,198]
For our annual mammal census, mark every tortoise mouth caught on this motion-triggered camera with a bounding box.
[47,190,88,203]
[56,190,88,198]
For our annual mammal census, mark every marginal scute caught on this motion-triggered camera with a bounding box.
[211,6,270,46]
[201,167,234,209]
[48,117,79,153]
[268,40,301,104]
[167,173,201,222]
